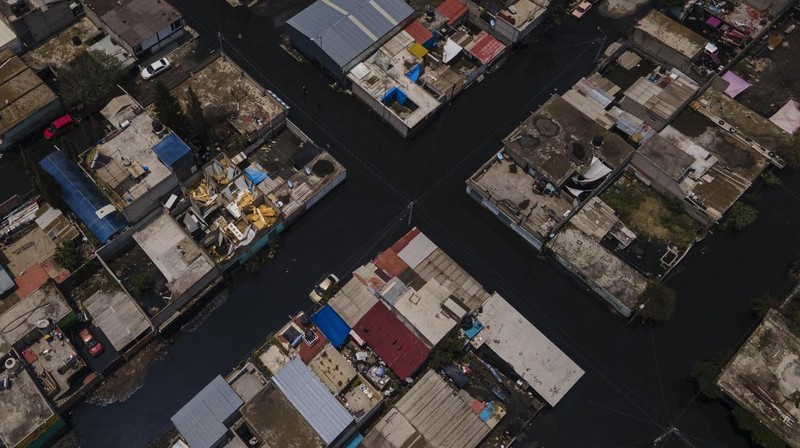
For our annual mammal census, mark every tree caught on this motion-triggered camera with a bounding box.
[153,81,190,138]
[639,282,677,322]
[58,51,127,110]
[54,240,84,271]
[720,202,758,232]
[428,330,467,369]
[690,354,727,400]
[732,406,787,448]
[185,86,208,146]
[752,292,778,318]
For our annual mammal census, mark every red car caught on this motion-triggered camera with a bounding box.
[78,328,104,357]
[44,114,76,139]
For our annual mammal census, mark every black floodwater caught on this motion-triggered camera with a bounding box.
[3,0,793,446]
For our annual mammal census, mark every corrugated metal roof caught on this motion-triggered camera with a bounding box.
[328,277,379,327]
[85,288,151,351]
[272,357,354,444]
[436,0,468,25]
[396,230,437,269]
[464,31,505,65]
[171,376,243,448]
[353,302,429,379]
[287,0,414,68]
[403,20,433,46]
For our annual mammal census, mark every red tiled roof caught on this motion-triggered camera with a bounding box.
[14,265,48,299]
[353,302,429,379]
[466,31,506,65]
[436,0,468,25]
[373,248,409,278]
[404,20,433,46]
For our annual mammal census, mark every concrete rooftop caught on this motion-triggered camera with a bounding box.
[503,95,632,186]
[22,324,85,401]
[635,10,707,59]
[0,359,56,448]
[307,343,356,395]
[0,50,57,135]
[21,18,103,71]
[87,113,173,208]
[241,382,326,448]
[132,213,215,298]
[0,283,72,344]
[471,292,585,406]
[392,278,459,347]
[718,310,800,448]
[328,277,379,327]
[468,155,572,241]
[172,56,286,137]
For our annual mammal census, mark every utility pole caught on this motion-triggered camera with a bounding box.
[218,32,224,59]
[407,201,415,226]
[653,427,698,448]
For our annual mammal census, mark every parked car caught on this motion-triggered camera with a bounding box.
[571,1,592,18]
[78,328,104,357]
[141,58,171,80]
[309,274,339,303]
[43,114,76,139]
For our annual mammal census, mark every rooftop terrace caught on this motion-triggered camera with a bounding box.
[0,283,72,344]
[468,155,572,242]
[718,310,800,448]
[0,49,57,135]
[0,356,57,448]
[132,213,215,299]
[502,95,632,187]
[85,113,174,209]
[241,382,325,448]
[172,56,286,138]
[20,323,86,402]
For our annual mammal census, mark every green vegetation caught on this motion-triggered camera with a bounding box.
[185,86,208,147]
[733,406,787,448]
[761,171,782,187]
[639,282,678,322]
[128,273,153,296]
[225,133,250,156]
[59,51,127,110]
[428,329,467,370]
[758,329,775,351]
[54,240,85,271]
[601,177,701,247]
[752,292,779,318]
[690,352,727,400]
[720,202,758,232]
[153,81,190,138]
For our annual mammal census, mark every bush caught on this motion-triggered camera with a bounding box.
[54,240,84,271]
[690,354,726,400]
[128,273,153,296]
[732,406,786,448]
[428,330,467,370]
[720,203,758,232]
[639,282,677,322]
[58,51,127,110]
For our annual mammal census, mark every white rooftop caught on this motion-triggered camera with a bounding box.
[472,292,584,406]
[393,279,459,347]
[133,213,215,298]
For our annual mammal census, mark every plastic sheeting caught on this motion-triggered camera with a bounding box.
[721,71,751,98]
[574,157,612,184]
[152,133,191,167]
[244,167,268,185]
[381,86,408,105]
[406,63,421,82]
[770,100,800,134]
[443,38,462,63]
[311,304,351,348]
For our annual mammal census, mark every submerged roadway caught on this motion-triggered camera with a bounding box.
[9,0,798,446]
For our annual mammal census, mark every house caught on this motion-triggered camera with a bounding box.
[0,0,82,48]
[286,0,414,81]
[83,0,185,58]
[0,49,62,151]
[631,10,708,80]
[464,0,549,45]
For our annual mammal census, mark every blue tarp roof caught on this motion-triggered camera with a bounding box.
[312,304,350,348]
[345,433,364,448]
[152,133,191,167]
[39,151,126,243]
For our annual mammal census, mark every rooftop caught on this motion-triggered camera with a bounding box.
[85,113,174,209]
[287,0,414,68]
[328,277,379,327]
[619,67,699,130]
[0,283,72,344]
[695,88,794,165]
[241,381,325,448]
[363,370,495,448]
[172,56,286,138]
[353,301,430,380]
[718,310,800,447]
[496,0,548,31]
[132,213,215,298]
[171,376,244,448]
[0,49,57,135]
[272,357,354,445]
[468,155,572,242]
[502,95,633,187]
[19,322,86,401]
[307,343,356,395]
[392,279,460,347]
[341,373,381,420]
[83,0,182,48]
[471,293,585,406]
[84,287,151,352]
[0,356,56,448]
[634,10,708,59]
[21,18,103,71]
